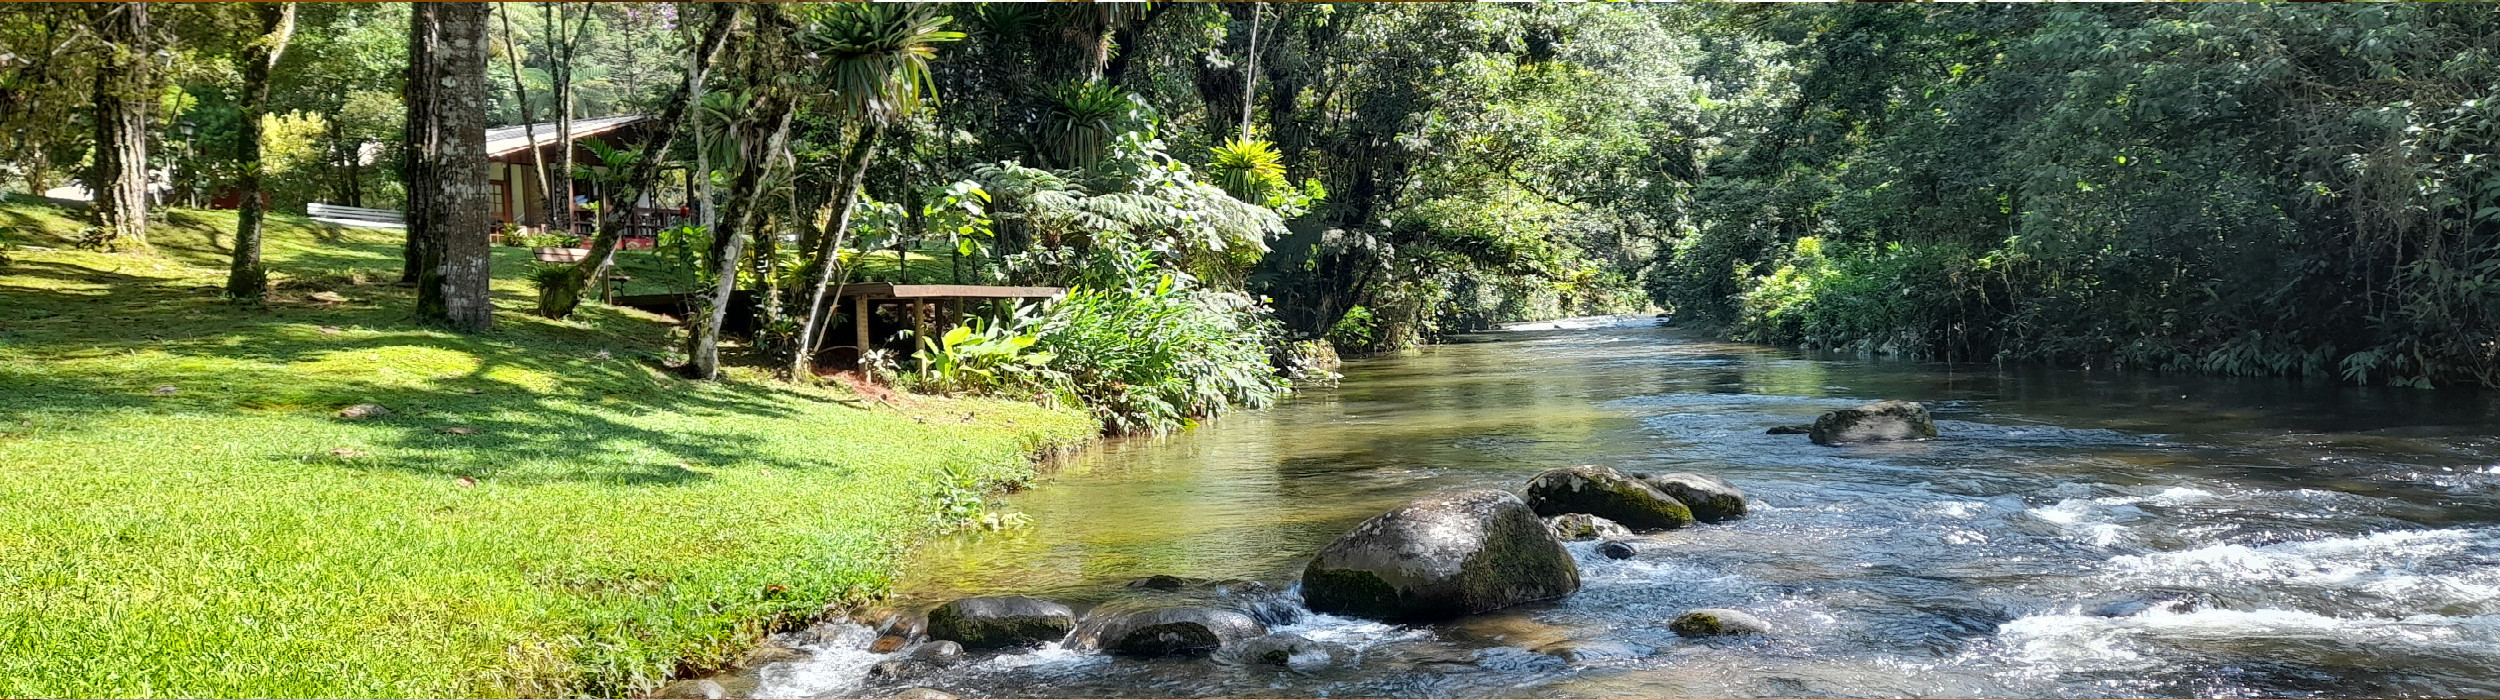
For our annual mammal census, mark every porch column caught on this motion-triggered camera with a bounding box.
[853,294,871,367]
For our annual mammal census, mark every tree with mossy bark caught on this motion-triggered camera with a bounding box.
[225,3,297,302]
[404,2,492,331]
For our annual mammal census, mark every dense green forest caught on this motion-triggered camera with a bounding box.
[7,2,2500,397]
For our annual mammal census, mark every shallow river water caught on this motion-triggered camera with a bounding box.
[746,322,2500,699]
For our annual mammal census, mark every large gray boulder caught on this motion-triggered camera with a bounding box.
[1075,605,1266,657]
[1522,465,1695,531]
[1809,400,1937,445]
[1636,472,1747,523]
[924,596,1074,650]
[1302,489,1581,621]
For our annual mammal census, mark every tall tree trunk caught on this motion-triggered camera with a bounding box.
[689,100,794,380]
[226,3,297,300]
[87,2,152,253]
[536,3,737,319]
[407,2,494,331]
[788,122,884,379]
[496,4,550,230]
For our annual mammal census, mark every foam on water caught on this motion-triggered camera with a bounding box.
[2101,527,2500,615]
[1986,606,2500,672]
[749,622,895,699]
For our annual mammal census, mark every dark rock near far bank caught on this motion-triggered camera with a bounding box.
[925,596,1074,650]
[1302,489,1581,621]
[1523,465,1695,531]
[1669,608,1772,638]
[1636,472,1747,523]
[1124,574,1194,591]
[1808,400,1937,445]
[1765,424,1813,435]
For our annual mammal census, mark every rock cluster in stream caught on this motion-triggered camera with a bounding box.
[794,441,1846,690]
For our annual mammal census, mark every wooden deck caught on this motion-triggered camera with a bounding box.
[837,283,1064,300]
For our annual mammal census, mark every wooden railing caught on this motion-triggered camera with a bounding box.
[571,207,689,250]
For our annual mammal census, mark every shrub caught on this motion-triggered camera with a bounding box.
[1033,277,1289,434]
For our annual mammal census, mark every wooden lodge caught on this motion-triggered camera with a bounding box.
[485,114,687,246]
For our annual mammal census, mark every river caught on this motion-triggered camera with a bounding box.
[740,321,2500,699]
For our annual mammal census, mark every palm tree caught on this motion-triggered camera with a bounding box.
[780,3,960,379]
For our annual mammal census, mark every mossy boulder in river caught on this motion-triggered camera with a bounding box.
[924,596,1075,650]
[1075,605,1266,657]
[1545,513,1632,541]
[1808,400,1937,445]
[1636,472,1747,522]
[1522,465,1695,531]
[1669,608,1772,638]
[1301,489,1581,621]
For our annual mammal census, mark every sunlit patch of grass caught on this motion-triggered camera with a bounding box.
[0,202,1097,697]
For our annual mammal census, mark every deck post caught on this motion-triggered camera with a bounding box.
[911,299,930,373]
[853,294,871,368]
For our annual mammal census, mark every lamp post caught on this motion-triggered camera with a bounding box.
[177,119,198,209]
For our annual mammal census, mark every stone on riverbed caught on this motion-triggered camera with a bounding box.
[1808,400,1937,445]
[1596,540,1637,560]
[924,596,1074,650]
[1765,424,1813,435]
[655,679,728,699]
[868,641,967,681]
[1302,489,1581,621]
[1523,465,1695,531]
[1224,632,1354,670]
[1545,513,1632,541]
[1076,605,1266,657]
[1636,472,1747,522]
[1669,608,1772,638]
[889,689,956,700]
[1533,639,1653,663]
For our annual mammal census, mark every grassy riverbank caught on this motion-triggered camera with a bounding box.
[0,202,1097,697]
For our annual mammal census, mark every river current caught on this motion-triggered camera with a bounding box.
[740,321,2500,698]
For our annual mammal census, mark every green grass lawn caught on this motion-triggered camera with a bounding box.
[0,201,1097,697]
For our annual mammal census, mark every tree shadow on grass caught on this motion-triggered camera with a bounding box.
[3,269,885,488]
